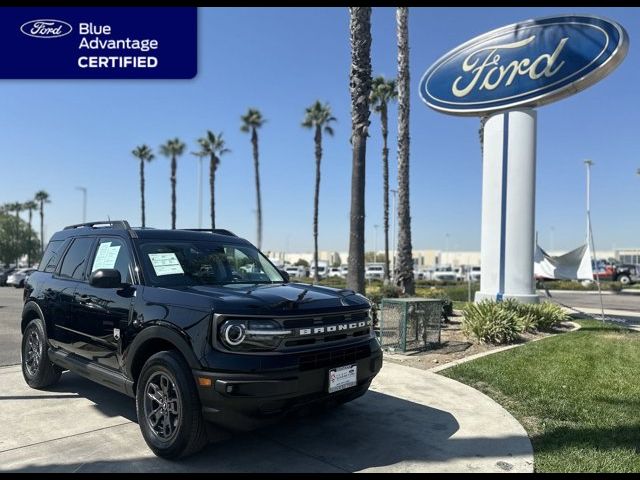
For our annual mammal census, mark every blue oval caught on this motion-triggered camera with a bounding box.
[20,19,73,39]
[419,15,628,116]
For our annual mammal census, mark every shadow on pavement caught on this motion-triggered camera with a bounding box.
[2,387,531,472]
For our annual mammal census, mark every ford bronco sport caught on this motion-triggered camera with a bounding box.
[21,221,382,458]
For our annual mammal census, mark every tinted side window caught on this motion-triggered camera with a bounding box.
[58,237,94,281]
[90,238,133,284]
[38,240,65,273]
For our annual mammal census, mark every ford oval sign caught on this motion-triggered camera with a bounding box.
[20,19,73,39]
[419,15,628,116]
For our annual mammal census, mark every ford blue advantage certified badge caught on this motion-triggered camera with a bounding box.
[0,7,197,79]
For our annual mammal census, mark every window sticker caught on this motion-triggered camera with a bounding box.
[92,242,121,271]
[148,253,184,276]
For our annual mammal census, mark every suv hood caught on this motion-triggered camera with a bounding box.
[163,282,370,316]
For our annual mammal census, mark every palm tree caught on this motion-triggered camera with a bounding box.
[34,191,50,253]
[346,7,372,294]
[241,109,266,249]
[396,7,414,295]
[160,138,186,229]
[370,76,398,284]
[302,101,337,283]
[23,200,38,266]
[6,202,23,266]
[196,131,230,230]
[132,145,154,228]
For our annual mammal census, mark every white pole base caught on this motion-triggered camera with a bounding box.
[475,108,538,304]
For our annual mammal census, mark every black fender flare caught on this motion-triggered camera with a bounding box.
[125,324,202,379]
[21,301,46,333]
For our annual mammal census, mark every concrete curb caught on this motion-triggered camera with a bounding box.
[428,321,581,373]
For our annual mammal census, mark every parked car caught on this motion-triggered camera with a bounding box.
[340,264,349,277]
[365,263,384,280]
[309,261,328,279]
[328,267,343,278]
[283,265,305,278]
[1,267,18,286]
[469,266,481,282]
[613,264,640,285]
[7,268,36,288]
[21,220,381,458]
[433,266,457,282]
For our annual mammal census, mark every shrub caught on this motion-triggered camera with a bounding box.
[609,281,623,293]
[366,283,401,306]
[462,301,522,344]
[500,299,570,332]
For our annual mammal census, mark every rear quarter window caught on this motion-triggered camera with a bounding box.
[38,240,66,273]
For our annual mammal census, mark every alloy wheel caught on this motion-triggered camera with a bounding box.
[144,372,182,441]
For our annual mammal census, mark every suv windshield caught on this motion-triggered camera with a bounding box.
[138,240,284,287]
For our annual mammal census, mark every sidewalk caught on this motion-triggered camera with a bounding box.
[0,362,533,473]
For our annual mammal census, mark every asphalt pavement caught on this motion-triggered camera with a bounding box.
[0,287,22,367]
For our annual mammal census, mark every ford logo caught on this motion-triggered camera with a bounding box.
[20,19,73,39]
[419,15,629,116]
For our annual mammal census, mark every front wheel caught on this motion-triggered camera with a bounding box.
[22,318,62,388]
[618,275,631,286]
[135,351,208,459]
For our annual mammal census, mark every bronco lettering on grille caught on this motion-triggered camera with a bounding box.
[298,320,370,336]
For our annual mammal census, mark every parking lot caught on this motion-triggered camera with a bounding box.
[0,286,533,472]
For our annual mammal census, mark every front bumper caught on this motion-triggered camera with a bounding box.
[193,339,383,431]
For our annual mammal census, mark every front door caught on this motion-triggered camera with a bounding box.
[72,236,135,371]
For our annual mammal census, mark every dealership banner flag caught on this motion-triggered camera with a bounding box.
[0,7,197,79]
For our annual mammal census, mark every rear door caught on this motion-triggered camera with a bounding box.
[51,236,96,353]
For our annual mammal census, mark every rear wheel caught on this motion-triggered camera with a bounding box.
[618,275,631,285]
[21,318,62,388]
[135,351,208,459]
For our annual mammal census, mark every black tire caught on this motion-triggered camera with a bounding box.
[135,350,208,459]
[21,318,62,389]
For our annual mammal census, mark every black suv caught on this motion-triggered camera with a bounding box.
[21,221,382,458]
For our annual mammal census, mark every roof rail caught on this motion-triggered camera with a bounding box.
[180,228,237,237]
[63,220,137,238]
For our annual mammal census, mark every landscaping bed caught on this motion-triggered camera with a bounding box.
[382,310,575,370]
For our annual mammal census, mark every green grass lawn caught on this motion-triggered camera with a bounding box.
[441,319,640,473]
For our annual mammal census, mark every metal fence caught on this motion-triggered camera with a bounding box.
[379,298,443,352]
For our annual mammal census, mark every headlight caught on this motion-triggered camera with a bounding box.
[219,319,291,351]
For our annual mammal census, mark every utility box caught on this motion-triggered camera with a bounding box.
[379,298,443,353]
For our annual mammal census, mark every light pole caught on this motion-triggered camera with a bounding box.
[373,224,379,263]
[584,159,605,321]
[550,226,555,253]
[445,232,450,266]
[390,189,397,279]
[75,186,87,223]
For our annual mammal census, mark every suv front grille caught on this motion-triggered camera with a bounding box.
[298,344,371,371]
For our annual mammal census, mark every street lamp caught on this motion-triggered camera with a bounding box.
[75,186,87,223]
[373,224,379,262]
[445,232,450,266]
[584,159,605,321]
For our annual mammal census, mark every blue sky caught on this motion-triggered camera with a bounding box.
[1,7,639,254]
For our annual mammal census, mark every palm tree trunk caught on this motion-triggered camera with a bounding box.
[140,159,146,228]
[210,154,216,230]
[251,128,263,249]
[396,7,415,295]
[346,7,372,295]
[313,125,322,283]
[171,155,177,229]
[479,115,487,157]
[381,102,391,283]
[39,201,44,253]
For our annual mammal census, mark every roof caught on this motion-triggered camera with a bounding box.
[51,222,249,245]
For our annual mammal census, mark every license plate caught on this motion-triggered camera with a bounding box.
[328,364,357,393]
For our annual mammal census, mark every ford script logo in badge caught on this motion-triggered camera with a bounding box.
[20,19,73,39]
[419,15,629,116]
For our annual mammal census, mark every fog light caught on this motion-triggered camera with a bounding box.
[226,385,234,393]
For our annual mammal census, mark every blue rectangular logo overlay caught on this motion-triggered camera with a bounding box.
[0,7,197,79]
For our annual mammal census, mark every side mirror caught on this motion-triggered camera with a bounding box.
[89,269,122,288]
[279,269,290,283]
